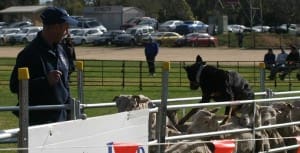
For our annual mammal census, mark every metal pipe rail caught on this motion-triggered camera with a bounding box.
[163,121,300,141]
[165,96,300,110]
[0,105,67,112]
[0,90,291,112]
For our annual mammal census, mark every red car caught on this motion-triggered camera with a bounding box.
[176,33,218,47]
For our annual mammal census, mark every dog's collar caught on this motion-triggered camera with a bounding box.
[196,64,205,83]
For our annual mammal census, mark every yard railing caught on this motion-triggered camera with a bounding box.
[2,58,300,91]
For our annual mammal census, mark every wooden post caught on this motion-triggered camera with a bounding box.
[18,67,30,153]
[76,61,84,103]
[157,62,170,153]
[76,61,84,116]
[259,62,265,92]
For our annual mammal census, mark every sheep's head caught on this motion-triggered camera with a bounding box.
[260,106,277,126]
[187,108,220,134]
[114,95,137,112]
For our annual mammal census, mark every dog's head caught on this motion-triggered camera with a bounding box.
[184,55,206,90]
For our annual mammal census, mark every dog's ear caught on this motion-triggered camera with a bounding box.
[196,55,206,64]
[196,55,202,62]
[112,96,119,101]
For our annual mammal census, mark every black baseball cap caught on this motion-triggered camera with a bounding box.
[40,7,78,26]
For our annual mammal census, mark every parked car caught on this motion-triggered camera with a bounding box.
[158,20,184,32]
[251,25,271,33]
[93,30,125,46]
[71,28,103,45]
[296,25,300,36]
[120,17,158,30]
[269,24,297,34]
[175,32,218,47]
[69,28,82,36]
[9,26,42,44]
[8,21,33,28]
[175,20,208,35]
[143,32,183,46]
[76,18,107,33]
[0,22,8,29]
[113,25,154,46]
[0,28,20,45]
[227,24,251,33]
[136,17,158,29]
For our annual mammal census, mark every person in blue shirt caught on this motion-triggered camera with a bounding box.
[144,37,159,76]
[9,7,78,125]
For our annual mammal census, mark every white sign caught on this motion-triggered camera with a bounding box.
[28,109,149,153]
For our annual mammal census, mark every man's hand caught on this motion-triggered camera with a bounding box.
[47,70,62,86]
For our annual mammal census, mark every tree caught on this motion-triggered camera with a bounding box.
[263,0,300,26]
[159,0,194,21]
[0,0,38,10]
[53,0,85,15]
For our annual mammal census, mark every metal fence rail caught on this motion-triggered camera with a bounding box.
[2,59,300,90]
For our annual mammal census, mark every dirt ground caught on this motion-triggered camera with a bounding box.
[0,46,282,62]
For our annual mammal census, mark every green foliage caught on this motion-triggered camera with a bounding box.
[53,0,85,15]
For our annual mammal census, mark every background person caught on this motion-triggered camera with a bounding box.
[264,48,276,70]
[237,31,244,48]
[279,45,300,80]
[268,46,288,80]
[144,37,159,76]
[9,7,78,125]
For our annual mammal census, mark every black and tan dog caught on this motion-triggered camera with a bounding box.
[179,55,255,125]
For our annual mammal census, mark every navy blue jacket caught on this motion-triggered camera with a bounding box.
[144,42,159,58]
[10,31,71,125]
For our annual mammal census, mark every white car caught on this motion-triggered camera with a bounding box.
[0,28,20,45]
[227,24,251,33]
[158,20,183,32]
[71,28,103,45]
[252,25,271,33]
[11,26,42,43]
[69,28,82,37]
[77,19,107,33]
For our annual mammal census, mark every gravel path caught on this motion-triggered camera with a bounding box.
[0,46,277,62]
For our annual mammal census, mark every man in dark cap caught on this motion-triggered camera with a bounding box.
[9,7,78,125]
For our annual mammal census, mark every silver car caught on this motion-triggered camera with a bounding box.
[0,28,20,45]
[158,20,183,32]
[71,28,103,45]
[10,26,42,43]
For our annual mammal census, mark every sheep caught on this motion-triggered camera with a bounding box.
[186,108,255,153]
[260,106,286,153]
[218,114,256,153]
[272,102,300,153]
[188,105,278,153]
[164,140,212,153]
[113,94,182,153]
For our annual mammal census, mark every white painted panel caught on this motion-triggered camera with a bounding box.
[28,109,149,153]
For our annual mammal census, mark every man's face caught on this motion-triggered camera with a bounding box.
[53,22,69,43]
